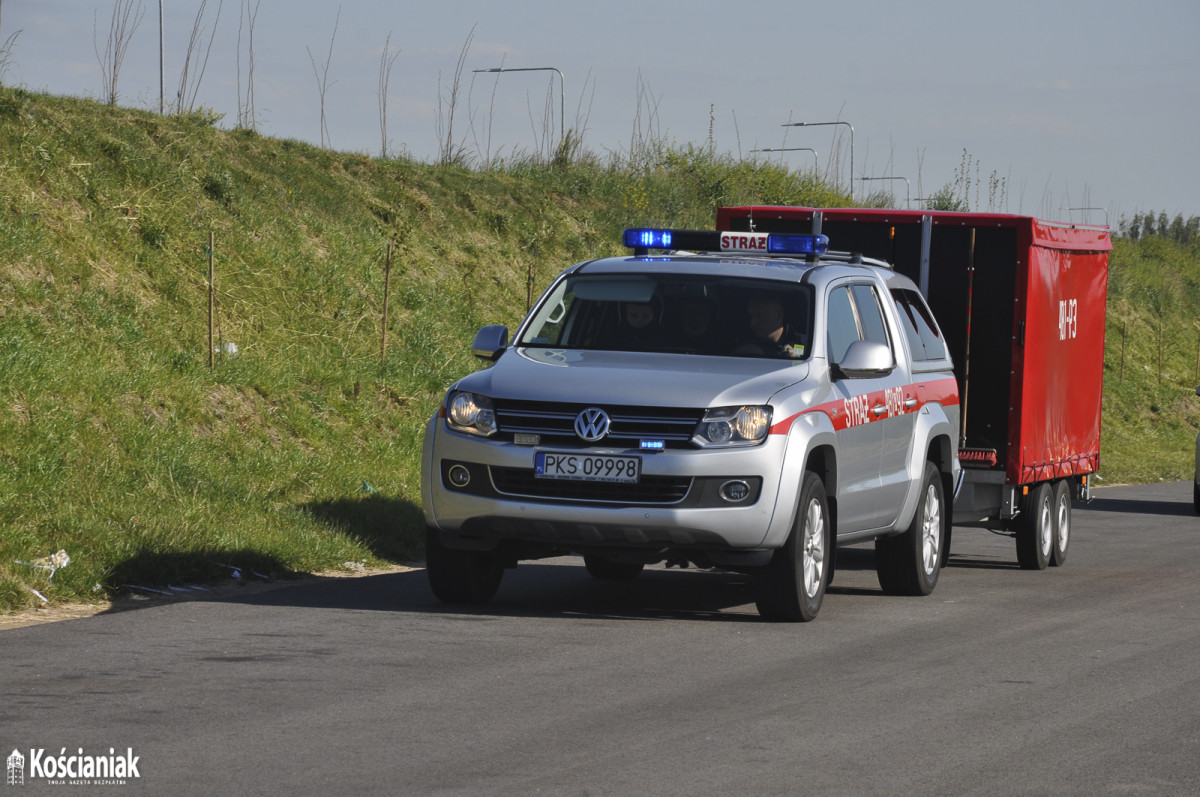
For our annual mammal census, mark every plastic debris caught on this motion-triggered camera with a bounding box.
[343,561,366,573]
[361,479,378,495]
[121,584,171,595]
[25,586,49,604]
[15,549,70,580]
[214,341,239,355]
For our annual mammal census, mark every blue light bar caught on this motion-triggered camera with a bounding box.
[624,228,673,249]
[767,233,830,256]
[640,440,666,450]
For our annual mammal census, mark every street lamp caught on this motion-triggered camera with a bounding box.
[473,66,565,154]
[1066,206,1109,226]
[782,121,854,200]
[750,147,819,171]
[857,176,911,209]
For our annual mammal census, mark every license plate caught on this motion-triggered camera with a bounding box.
[535,452,641,483]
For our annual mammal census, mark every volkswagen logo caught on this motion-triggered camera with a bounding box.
[574,407,611,441]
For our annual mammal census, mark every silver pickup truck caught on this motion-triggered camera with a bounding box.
[421,228,961,621]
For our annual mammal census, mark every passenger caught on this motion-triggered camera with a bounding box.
[739,295,805,357]
[609,300,660,349]
[671,297,719,351]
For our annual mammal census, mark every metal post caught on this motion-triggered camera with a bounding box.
[208,231,215,371]
[781,120,854,200]
[749,147,819,171]
[857,176,911,208]
[381,241,392,362]
[159,1,165,115]
[473,67,565,154]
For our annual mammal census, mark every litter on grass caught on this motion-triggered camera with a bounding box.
[15,549,71,580]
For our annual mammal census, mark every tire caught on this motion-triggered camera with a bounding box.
[876,461,944,596]
[425,528,504,604]
[1016,482,1053,570]
[755,471,830,622]
[1050,480,1071,567]
[583,555,644,581]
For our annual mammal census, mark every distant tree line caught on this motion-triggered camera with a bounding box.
[1117,211,1200,243]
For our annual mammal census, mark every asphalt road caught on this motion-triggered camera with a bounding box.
[3,481,1199,796]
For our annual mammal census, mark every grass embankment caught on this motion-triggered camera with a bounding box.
[0,88,852,611]
[1,88,1196,613]
[1101,236,1200,483]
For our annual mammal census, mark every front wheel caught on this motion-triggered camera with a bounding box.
[876,461,944,596]
[425,528,505,604]
[755,471,830,622]
[1016,482,1053,570]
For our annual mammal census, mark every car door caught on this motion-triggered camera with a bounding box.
[826,281,911,531]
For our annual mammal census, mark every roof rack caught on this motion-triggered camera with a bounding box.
[818,250,894,270]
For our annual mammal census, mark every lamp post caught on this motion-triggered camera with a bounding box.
[857,176,911,209]
[473,66,565,154]
[1066,206,1109,226]
[782,120,854,200]
[750,147,819,171]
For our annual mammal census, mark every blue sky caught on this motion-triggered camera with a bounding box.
[4,0,1198,223]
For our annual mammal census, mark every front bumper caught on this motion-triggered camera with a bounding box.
[421,415,794,554]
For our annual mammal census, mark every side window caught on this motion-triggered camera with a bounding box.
[827,283,892,363]
[850,284,890,347]
[826,286,859,362]
[890,288,946,361]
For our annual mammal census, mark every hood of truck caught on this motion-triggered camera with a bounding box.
[452,347,810,408]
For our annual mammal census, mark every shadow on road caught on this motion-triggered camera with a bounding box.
[1082,496,1197,518]
[216,563,770,623]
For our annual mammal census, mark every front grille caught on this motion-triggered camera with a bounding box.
[490,466,692,504]
[494,399,701,448]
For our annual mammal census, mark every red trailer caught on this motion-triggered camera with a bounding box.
[715,206,1111,569]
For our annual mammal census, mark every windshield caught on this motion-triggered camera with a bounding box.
[517,274,813,359]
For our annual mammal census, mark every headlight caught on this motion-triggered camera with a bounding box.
[692,406,771,448]
[446,391,497,437]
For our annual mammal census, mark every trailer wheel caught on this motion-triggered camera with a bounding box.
[425,528,505,604]
[1050,480,1071,567]
[755,471,830,622]
[1016,483,1053,570]
[584,555,644,582]
[876,461,944,596]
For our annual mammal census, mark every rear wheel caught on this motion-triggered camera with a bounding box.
[583,555,644,581]
[1016,483,1053,570]
[425,528,504,604]
[1050,480,1071,567]
[876,461,944,596]
[755,471,830,622]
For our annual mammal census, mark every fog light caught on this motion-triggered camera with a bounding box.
[720,480,751,503]
[448,464,471,488]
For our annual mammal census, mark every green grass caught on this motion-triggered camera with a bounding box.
[0,88,854,612]
[1,87,1197,613]
[1099,237,1200,483]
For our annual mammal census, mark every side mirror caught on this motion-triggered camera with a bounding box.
[834,340,894,379]
[471,325,509,362]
